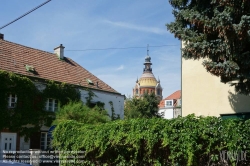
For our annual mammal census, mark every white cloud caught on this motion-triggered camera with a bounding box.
[103,20,168,35]
[116,65,124,71]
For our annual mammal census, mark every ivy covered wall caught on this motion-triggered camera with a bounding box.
[0,70,80,138]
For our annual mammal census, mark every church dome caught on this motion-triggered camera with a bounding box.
[133,48,163,100]
[139,72,157,87]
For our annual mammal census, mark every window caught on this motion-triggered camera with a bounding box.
[157,89,161,95]
[45,98,58,112]
[40,132,51,150]
[166,100,172,107]
[86,78,94,85]
[8,94,17,108]
[136,89,138,94]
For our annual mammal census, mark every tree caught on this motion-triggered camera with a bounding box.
[125,92,161,119]
[167,0,250,95]
[53,101,110,125]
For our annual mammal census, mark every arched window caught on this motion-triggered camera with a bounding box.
[136,89,138,94]
[157,89,161,95]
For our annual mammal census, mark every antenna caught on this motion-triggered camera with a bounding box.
[0,0,52,30]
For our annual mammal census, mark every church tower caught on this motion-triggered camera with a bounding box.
[133,48,163,100]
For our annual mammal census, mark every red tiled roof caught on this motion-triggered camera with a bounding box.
[0,39,119,94]
[158,90,181,108]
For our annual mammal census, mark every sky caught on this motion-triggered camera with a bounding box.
[0,0,181,98]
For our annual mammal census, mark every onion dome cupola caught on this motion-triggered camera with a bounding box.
[143,55,152,73]
[133,45,163,100]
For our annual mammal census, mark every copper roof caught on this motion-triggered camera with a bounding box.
[158,90,181,108]
[0,39,119,94]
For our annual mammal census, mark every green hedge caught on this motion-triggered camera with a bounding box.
[53,115,250,166]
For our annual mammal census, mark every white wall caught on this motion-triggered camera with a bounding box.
[80,89,124,119]
[158,108,173,119]
[33,82,125,119]
[20,136,30,150]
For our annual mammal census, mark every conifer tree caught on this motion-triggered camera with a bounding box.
[167,0,250,95]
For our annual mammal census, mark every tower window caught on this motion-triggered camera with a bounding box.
[136,89,138,94]
[157,89,161,95]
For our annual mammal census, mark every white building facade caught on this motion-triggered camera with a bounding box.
[158,90,181,119]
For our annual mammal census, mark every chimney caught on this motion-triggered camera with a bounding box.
[54,44,65,59]
[0,33,4,40]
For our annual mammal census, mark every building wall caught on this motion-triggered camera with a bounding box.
[159,108,173,119]
[34,82,125,119]
[20,136,30,150]
[182,57,250,117]
[80,89,124,119]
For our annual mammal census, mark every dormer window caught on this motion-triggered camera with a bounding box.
[86,79,94,85]
[25,65,35,72]
[8,94,17,108]
[165,100,172,107]
[45,98,58,112]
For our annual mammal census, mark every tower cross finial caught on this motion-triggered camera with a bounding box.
[147,44,149,55]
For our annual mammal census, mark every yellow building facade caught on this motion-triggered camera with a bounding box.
[182,41,250,118]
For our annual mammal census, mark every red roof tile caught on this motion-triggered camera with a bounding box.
[158,90,181,108]
[0,39,119,94]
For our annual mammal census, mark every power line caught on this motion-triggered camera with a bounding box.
[0,0,52,30]
[65,44,180,52]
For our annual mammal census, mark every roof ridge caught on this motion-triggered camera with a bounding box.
[1,39,54,55]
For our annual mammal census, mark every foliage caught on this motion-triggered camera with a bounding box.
[53,101,110,125]
[109,101,120,120]
[125,92,161,119]
[84,89,120,120]
[43,81,80,106]
[53,114,250,165]
[0,70,80,139]
[167,0,250,95]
